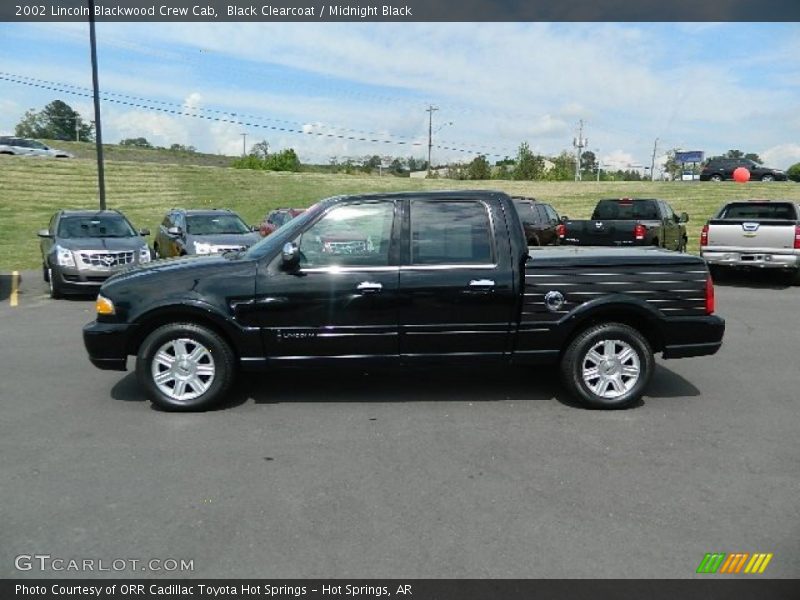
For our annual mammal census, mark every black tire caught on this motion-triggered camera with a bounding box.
[678,236,688,252]
[790,269,800,286]
[136,322,236,411]
[560,323,654,409]
[761,174,775,182]
[709,174,723,182]
[47,267,63,299]
[42,263,49,282]
[153,242,160,258]
[708,265,725,281]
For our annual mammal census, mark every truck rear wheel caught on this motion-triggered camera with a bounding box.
[561,323,654,409]
[136,322,235,411]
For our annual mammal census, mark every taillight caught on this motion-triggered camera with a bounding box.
[705,275,715,315]
[700,224,709,247]
[634,223,646,241]
[556,223,566,239]
[794,225,800,250]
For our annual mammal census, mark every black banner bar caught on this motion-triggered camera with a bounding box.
[3,0,800,22]
[4,580,800,600]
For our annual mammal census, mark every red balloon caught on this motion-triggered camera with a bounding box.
[733,167,751,183]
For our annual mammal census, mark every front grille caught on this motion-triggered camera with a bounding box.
[77,250,135,269]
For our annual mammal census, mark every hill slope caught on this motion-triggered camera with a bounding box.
[2,154,799,270]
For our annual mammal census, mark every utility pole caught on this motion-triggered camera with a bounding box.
[573,120,587,181]
[426,105,438,173]
[595,148,601,182]
[74,112,80,142]
[88,0,106,210]
[650,137,659,181]
[241,133,248,157]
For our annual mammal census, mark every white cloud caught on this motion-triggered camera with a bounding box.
[760,144,800,169]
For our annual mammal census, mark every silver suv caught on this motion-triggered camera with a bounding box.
[0,136,73,158]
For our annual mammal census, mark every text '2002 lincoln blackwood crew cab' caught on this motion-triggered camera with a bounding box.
[83,191,725,411]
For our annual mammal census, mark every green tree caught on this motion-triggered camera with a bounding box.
[15,100,93,142]
[362,155,382,174]
[169,143,196,152]
[250,140,270,159]
[512,142,545,180]
[466,155,491,180]
[119,137,153,148]
[546,151,576,181]
[580,150,597,175]
[786,163,800,183]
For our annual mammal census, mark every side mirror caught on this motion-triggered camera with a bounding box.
[281,242,300,269]
[251,225,260,232]
[679,212,689,223]
[139,228,151,236]
[167,226,182,237]
[560,215,569,222]
[37,228,52,238]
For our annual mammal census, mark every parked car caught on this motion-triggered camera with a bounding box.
[153,208,261,258]
[559,198,688,251]
[259,208,305,237]
[511,197,561,246]
[38,210,151,298]
[83,191,724,411]
[0,136,73,158]
[699,158,787,182]
[700,200,800,282]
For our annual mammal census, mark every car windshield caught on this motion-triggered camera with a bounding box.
[186,214,250,235]
[58,215,137,238]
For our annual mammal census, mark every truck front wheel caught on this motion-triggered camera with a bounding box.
[561,323,654,409]
[136,322,236,411]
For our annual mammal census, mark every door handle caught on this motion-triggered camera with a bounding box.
[469,279,495,287]
[357,281,383,293]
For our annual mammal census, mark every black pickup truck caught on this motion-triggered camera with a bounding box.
[83,191,724,411]
[560,198,688,251]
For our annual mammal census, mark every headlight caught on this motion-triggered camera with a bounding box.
[95,294,115,315]
[194,242,213,255]
[54,245,75,267]
[139,245,151,263]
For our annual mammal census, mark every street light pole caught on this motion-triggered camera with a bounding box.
[87,0,106,210]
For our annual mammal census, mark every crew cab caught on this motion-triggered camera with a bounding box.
[559,198,688,251]
[700,200,800,282]
[83,191,724,411]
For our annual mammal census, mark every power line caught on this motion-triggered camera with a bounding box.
[0,72,520,159]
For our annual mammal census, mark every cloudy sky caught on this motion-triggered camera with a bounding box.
[1,21,799,170]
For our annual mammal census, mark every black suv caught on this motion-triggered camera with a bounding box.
[154,208,261,258]
[700,158,787,182]
[38,210,151,298]
[511,197,561,246]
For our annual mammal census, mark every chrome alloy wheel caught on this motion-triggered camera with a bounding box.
[581,339,641,399]
[150,338,216,401]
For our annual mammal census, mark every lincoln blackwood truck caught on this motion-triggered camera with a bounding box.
[83,191,725,411]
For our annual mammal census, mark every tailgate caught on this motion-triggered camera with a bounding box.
[564,220,634,245]
[706,220,797,250]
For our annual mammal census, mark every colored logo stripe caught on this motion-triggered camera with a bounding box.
[697,553,773,574]
[697,553,726,574]
[744,553,773,574]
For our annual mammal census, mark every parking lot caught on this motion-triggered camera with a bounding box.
[1,270,798,578]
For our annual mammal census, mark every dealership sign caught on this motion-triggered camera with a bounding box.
[675,151,704,164]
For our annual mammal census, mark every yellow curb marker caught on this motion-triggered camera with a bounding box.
[10,271,20,307]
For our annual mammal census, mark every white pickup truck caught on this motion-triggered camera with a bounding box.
[700,200,800,282]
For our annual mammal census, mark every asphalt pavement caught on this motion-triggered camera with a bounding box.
[1,269,798,578]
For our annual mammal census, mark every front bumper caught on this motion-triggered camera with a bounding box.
[701,250,800,270]
[662,315,725,359]
[83,320,138,371]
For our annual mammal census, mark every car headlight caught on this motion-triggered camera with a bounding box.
[54,245,75,267]
[95,294,115,316]
[194,241,213,255]
[139,245,151,263]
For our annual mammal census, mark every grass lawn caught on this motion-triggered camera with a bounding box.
[2,154,799,271]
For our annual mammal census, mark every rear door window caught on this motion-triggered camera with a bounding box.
[411,200,494,265]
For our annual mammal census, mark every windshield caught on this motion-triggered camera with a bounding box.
[58,215,138,238]
[186,214,250,235]
[245,200,327,260]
